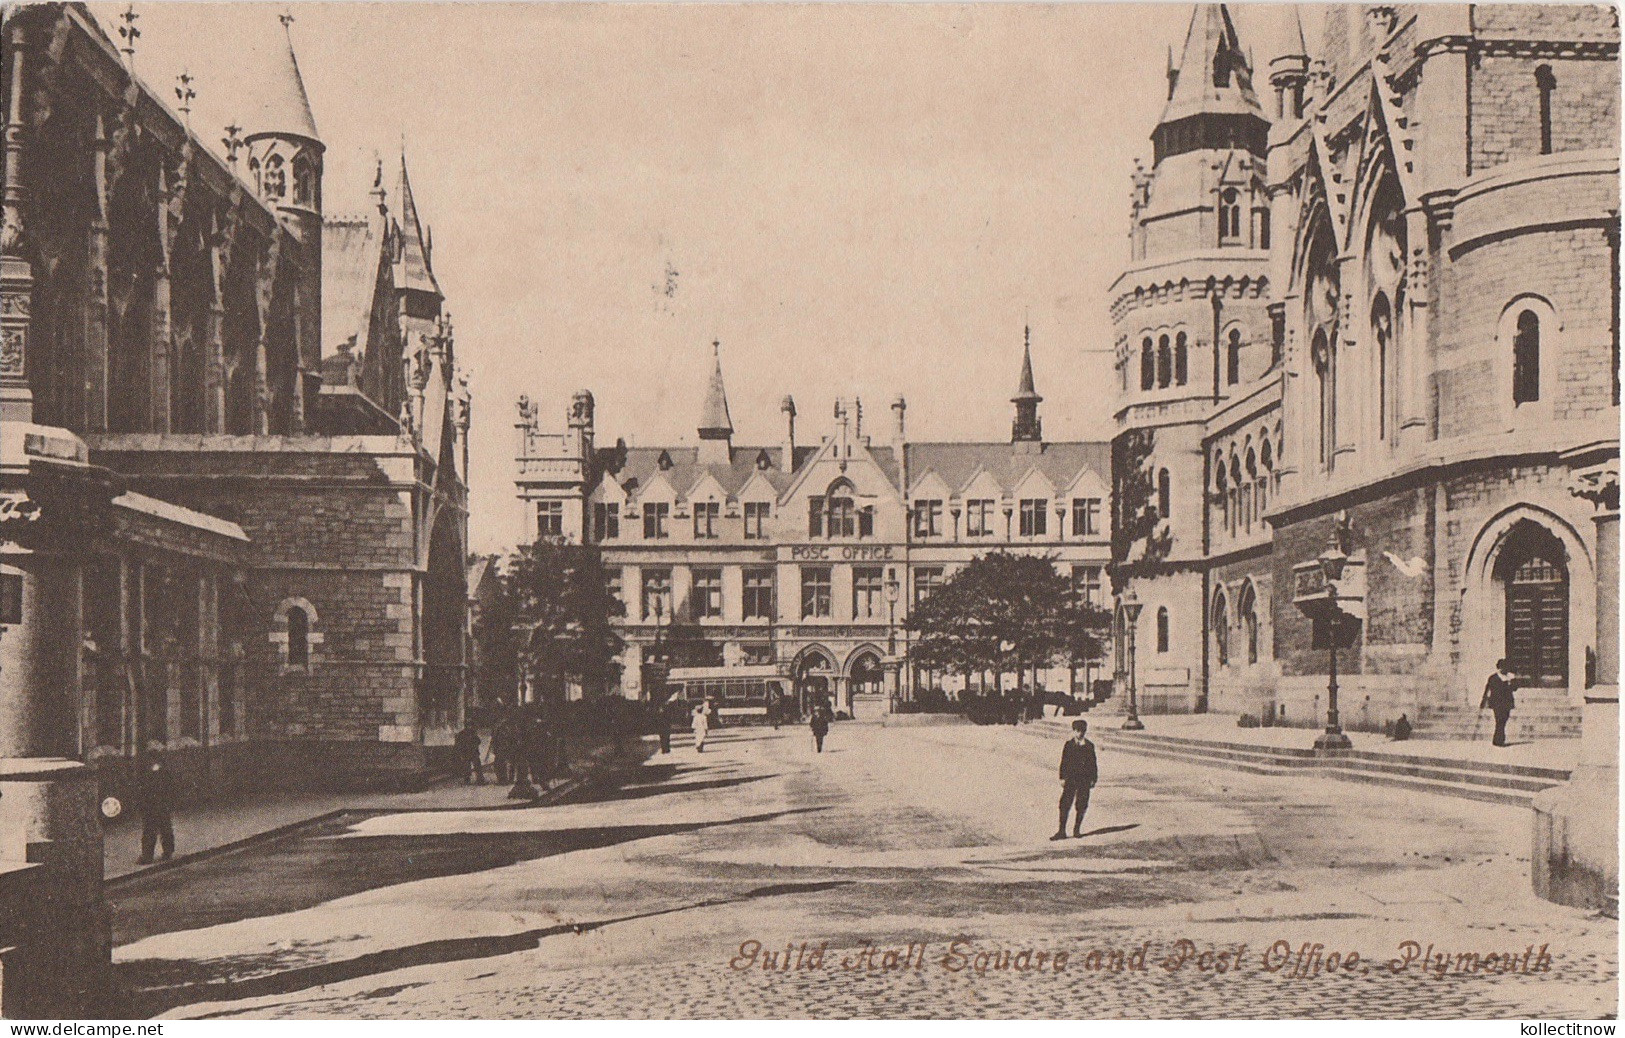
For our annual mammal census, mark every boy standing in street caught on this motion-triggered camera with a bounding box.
[1052,719,1098,841]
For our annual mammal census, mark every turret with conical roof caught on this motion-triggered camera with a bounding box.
[245,13,323,223]
[697,340,734,466]
[245,12,324,419]
[1011,326,1043,443]
[1152,4,1268,166]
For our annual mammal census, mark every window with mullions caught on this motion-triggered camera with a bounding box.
[693,501,720,539]
[1072,497,1101,537]
[692,568,723,619]
[743,568,776,620]
[644,502,670,540]
[853,567,885,620]
[801,567,832,619]
[744,501,770,539]
[965,499,995,537]
[592,502,620,541]
[913,499,942,538]
[1019,499,1048,537]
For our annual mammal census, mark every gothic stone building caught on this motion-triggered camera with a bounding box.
[0,1,473,913]
[1110,4,1619,740]
[514,340,1113,716]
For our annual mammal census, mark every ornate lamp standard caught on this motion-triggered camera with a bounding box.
[885,569,902,708]
[1121,589,1145,730]
[1313,539,1354,751]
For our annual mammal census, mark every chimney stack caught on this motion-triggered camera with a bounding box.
[780,395,797,471]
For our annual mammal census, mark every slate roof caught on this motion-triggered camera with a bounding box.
[248,18,320,142]
[905,441,1109,497]
[320,212,383,355]
[1158,4,1265,127]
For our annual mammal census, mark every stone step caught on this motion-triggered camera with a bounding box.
[1088,728,1569,809]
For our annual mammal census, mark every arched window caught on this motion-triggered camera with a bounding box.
[1245,448,1260,529]
[1157,468,1171,520]
[287,606,309,667]
[1229,453,1244,530]
[1238,583,1259,664]
[1157,335,1172,389]
[1219,188,1242,243]
[1313,328,1336,468]
[1226,328,1242,385]
[1140,337,1155,390]
[263,154,286,200]
[1156,607,1170,653]
[1535,65,1556,156]
[292,156,315,207]
[1371,292,1392,441]
[1214,458,1228,531]
[1258,209,1271,250]
[1174,332,1189,385]
[1211,592,1229,666]
[1513,309,1541,405]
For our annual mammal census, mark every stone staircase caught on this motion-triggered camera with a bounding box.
[1078,727,1572,809]
[1411,689,1583,741]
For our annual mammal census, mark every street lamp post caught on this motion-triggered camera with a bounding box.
[1313,540,1354,752]
[885,569,901,708]
[1121,590,1145,731]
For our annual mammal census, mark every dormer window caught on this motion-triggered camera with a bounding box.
[657,450,674,471]
[744,501,770,539]
[809,479,868,538]
[913,499,943,538]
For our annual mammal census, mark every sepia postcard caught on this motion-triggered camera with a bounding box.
[0,0,1617,1023]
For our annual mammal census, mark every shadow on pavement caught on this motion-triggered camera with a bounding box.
[565,774,776,805]
[1078,824,1141,839]
[111,807,827,948]
[119,878,853,1018]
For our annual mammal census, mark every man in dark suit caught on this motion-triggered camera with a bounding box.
[136,759,176,864]
[1053,719,1098,841]
[1481,658,1521,747]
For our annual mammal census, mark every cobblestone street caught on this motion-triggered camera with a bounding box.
[112,722,1617,1019]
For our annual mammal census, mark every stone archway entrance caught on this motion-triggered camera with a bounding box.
[792,647,836,718]
[1497,521,1570,688]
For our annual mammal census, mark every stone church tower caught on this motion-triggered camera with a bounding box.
[1108,4,1274,713]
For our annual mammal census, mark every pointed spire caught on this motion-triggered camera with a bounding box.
[248,11,320,144]
[1011,327,1043,443]
[1014,326,1041,402]
[395,152,442,298]
[697,340,733,440]
[1157,5,1266,129]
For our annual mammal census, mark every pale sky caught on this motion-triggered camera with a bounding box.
[92,2,1304,554]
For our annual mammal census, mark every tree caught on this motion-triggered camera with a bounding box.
[906,552,1110,694]
[499,541,626,701]
[1111,426,1175,593]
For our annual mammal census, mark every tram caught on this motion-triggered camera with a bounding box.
[662,665,792,725]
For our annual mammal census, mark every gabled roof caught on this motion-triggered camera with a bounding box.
[1158,4,1265,128]
[598,444,816,501]
[904,442,1110,499]
[321,211,386,355]
[248,16,320,144]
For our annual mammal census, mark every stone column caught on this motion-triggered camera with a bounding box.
[0,490,112,1014]
[84,114,111,433]
[204,205,235,434]
[1532,460,1619,911]
[0,24,33,425]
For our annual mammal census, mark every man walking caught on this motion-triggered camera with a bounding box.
[136,758,176,864]
[1052,719,1098,841]
[454,722,485,784]
[810,701,831,753]
[653,698,672,754]
[692,699,712,753]
[1481,658,1521,747]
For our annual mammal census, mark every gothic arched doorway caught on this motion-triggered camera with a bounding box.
[422,506,467,729]
[792,647,835,717]
[1496,521,1569,688]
